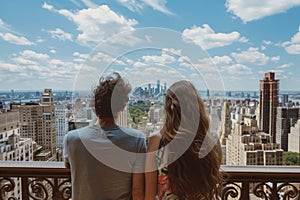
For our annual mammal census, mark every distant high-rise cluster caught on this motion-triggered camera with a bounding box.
[133,80,167,98]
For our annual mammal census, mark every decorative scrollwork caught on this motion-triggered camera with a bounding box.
[221,182,242,199]
[28,178,54,200]
[252,182,273,200]
[277,182,299,200]
[0,177,17,200]
[58,179,72,200]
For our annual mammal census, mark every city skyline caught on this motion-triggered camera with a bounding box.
[0,1,300,90]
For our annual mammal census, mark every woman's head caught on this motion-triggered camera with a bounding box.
[163,80,207,141]
[161,80,222,199]
[91,72,131,119]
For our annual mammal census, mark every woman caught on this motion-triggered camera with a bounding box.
[145,80,222,200]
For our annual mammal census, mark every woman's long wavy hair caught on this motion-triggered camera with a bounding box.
[160,80,222,200]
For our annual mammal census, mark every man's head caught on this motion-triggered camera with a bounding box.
[92,72,131,119]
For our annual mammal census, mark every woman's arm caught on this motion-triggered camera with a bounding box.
[132,173,145,200]
[145,134,161,200]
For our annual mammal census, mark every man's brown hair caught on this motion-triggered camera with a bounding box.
[91,72,131,119]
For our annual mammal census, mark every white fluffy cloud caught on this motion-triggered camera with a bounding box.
[143,0,174,15]
[285,44,300,54]
[19,50,49,60]
[281,26,300,54]
[270,56,280,62]
[11,57,38,65]
[182,24,247,50]
[43,3,138,45]
[117,0,173,15]
[81,0,98,8]
[0,60,24,72]
[2,50,83,84]
[139,48,182,65]
[162,48,182,56]
[142,52,176,64]
[277,63,292,69]
[210,55,233,65]
[222,64,253,75]
[117,0,144,13]
[50,49,57,54]
[0,18,34,45]
[42,3,54,11]
[0,18,4,27]
[231,47,274,65]
[47,28,73,41]
[191,56,233,73]
[226,0,300,23]
[0,32,34,45]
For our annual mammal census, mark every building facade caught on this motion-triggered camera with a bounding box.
[0,110,35,198]
[259,72,279,143]
[55,104,68,150]
[226,113,283,166]
[11,89,57,161]
[276,107,299,151]
[288,119,300,153]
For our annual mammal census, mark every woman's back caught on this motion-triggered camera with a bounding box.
[145,80,222,200]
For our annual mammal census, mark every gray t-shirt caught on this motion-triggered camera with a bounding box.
[63,125,146,200]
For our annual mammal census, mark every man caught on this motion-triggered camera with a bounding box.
[63,72,146,200]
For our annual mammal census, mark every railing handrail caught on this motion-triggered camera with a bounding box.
[221,165,300,181]
[0,161,70,177]
[1,161,300,179]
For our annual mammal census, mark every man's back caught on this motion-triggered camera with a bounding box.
[64,125,146,200]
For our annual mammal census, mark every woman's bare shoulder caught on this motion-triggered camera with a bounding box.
[147,131,161,151]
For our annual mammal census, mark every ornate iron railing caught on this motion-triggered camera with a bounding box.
[221,165,300,200]
[0,162,299,200]
[0,162,70,200]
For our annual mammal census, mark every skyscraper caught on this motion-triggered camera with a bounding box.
[55,104,68,150]
[259,72,279,143]
[220,102,232,165]
[41,88,54,105]
[220,102,231,145]
[156,80,160,95]
[281,94,289,107]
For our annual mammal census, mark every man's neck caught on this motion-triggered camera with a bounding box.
[98,118,117,127]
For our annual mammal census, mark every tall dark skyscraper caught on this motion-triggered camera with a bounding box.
[259,72,279,143]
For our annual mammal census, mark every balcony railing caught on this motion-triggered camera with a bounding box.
[0,161,300,200]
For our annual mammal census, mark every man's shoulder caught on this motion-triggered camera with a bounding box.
[119,126,145,139]
[66,126,93,140]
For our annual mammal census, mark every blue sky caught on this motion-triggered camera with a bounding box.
[0,0,300,91]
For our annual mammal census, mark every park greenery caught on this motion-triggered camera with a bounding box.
[283,151,300,166]
[128,102,149,123]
